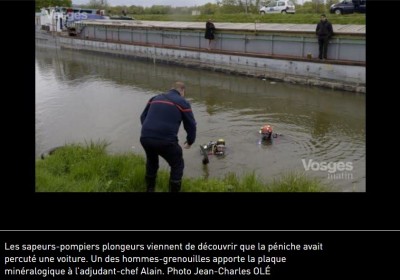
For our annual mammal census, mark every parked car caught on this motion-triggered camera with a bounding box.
[259,0,296,14]
[329,0,366,15]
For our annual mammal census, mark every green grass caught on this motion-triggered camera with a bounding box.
[36,142,330,192]
[132,13,365,25]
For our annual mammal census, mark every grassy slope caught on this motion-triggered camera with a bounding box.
[36,143,330,192]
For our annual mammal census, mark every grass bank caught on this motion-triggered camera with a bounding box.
[132,13,365,25]
[36,143,330,192]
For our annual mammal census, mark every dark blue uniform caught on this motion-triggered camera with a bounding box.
[140,89,196,190]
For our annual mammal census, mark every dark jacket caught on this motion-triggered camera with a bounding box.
[140,89,197,145]
[316,20,333,39]
[205,21,215,40]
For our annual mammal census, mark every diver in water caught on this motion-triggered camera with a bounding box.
[259,124,278,145]
[200,138,226,164]
[204,139,226,155]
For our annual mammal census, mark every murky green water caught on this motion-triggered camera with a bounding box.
[36,46,365,191]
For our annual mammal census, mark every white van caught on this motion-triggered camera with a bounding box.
[260,0,296,14]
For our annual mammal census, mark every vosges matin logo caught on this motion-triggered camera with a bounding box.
[301,159,353,180]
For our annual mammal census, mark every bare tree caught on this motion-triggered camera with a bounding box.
[244,0,255,13]
[311,0,325,13]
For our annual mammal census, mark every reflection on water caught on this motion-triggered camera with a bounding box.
[36,46,365,191]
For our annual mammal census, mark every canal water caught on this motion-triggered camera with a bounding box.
[35,46,365,192]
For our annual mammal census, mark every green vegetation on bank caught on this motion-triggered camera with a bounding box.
[35,1,365,25]
[36,142,330,192]
[36,0,72,11]
[132,13,365,25]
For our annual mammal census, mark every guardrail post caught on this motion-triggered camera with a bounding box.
[335,37,340,60]
[271,34,274,55]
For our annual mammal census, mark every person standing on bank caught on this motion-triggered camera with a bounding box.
[205,19,216,50]
[140,82,197,192]
[316,14,333,60]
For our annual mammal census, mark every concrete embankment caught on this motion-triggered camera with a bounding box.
[36,20,365,92]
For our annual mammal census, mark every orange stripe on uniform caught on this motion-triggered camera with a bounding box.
[149,100,175,106]
[175,104,192,112]
[150,100,192,112]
